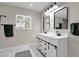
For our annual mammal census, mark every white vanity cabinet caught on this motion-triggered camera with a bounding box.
[36,36,57,57]
[36,33,68,57]
[47,44,57,57]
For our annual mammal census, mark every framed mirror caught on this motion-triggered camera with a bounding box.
[43,16,50,32]
[54,7,68,29]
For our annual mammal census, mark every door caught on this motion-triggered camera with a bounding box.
[47,44,57,57]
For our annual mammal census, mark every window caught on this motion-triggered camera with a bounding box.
[16,14,32,30]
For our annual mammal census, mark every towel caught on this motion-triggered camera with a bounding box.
[4,24,13,37]
[71,23,79,35]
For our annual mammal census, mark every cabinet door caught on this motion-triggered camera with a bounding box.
[47,44,57,57]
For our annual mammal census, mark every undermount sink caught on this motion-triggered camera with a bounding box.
[38,33,68,39]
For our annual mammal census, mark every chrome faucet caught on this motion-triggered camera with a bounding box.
[56,31,61,36]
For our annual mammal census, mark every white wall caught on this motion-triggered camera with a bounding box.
[64,2,79,57]
[0,3,41,49]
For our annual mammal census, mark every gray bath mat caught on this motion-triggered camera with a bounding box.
[15,50,32,57]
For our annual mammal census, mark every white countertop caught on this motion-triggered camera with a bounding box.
[37,33,68,39]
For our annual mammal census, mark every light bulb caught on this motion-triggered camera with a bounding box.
[30,3,33,7]
[53,5,58,10]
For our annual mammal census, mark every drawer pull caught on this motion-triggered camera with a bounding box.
[45,43,46,45]
[44,48,46,50]
[54,46,57,49]
[44,53,46,55]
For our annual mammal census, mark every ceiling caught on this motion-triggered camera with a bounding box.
[1,2,51,12]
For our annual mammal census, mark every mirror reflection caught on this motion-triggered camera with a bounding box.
[43,16,50,32]
[54,7,68,29]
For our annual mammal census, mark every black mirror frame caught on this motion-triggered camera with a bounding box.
[54,7,68,29]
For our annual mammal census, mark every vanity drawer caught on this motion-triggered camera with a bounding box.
[42,41,49,56]
[37,36,57,57]
[38,40,43,48]
[43,42,49,50]
[37,34,58,46]
[38,39,44,53]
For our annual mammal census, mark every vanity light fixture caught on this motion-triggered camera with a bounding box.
[49,2,58,12]
[44,2,58,16]
[44,8,50,16]
[53,2,58,10]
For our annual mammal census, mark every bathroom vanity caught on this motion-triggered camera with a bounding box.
[36,33,68,57]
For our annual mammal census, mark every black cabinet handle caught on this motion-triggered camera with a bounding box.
[54,46,57,49]
[44,53,46,55]
[48,43,57,50]
[45,43,47,45]
[44,48,46,50]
